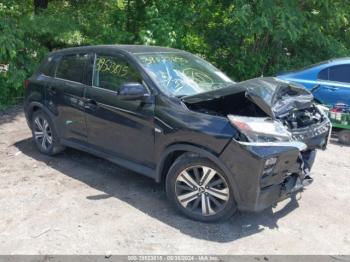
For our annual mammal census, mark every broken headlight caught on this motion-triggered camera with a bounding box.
[228,115,292,143]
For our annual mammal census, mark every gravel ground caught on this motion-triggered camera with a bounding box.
[0,106,349,255]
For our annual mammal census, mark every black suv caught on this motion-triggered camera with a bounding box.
[24,45,331,222]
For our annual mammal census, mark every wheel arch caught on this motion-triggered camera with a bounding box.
[156,143,242,205]
[26,102,57,130]
[338,129,350,145]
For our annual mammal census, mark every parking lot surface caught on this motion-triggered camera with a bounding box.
[0,106,349,254]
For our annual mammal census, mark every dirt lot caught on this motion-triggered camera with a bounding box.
[0,106,349,255]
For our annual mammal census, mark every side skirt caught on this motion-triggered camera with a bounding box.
[60,139,156,180]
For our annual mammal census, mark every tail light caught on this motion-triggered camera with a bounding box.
[24,79,29,89]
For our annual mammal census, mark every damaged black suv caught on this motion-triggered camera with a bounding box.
[24,45,331,222]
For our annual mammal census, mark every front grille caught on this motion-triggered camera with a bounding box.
[291,120,331,141]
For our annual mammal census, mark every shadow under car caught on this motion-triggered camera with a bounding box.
[14,137,301,243]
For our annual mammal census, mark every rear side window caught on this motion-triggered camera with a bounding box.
[55,54,88,83]
[36,56,54,77]
[93,54,141,92]
[317,68,328,80]
[329,65,350,83]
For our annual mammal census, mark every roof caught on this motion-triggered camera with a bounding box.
[49,45,183,56]
[278,57,350,76]
[326,57,350,64]
[307,57,350,69]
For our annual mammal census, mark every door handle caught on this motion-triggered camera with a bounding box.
[84,99,98,110]
[323,85,339,91]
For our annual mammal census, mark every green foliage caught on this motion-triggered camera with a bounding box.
[1,0,350,108]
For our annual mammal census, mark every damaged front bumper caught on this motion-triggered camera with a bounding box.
[291,118,331,150]
[219,121,331,212]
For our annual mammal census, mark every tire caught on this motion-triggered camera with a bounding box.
[338,130,350,145]
[166,152,237,222]
[31,110,65,155]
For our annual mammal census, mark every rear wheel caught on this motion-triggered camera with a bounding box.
[166,153,237,222]
[338,130,350,145]
[31,111,65,155]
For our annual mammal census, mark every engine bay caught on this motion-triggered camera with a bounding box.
[278,105,325,131]
[184,90,326,132]
[184,90,329,148]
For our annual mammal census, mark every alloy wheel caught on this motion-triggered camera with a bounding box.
[175,165,230,216]
[33,116,53,151]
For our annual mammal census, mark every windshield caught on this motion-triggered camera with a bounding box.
[135,52,234,96]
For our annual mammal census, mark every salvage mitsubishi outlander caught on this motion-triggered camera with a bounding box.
[24,45,331,222]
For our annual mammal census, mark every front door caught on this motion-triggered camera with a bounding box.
[84,53,155,168]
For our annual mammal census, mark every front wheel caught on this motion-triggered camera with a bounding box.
[166,153,237,222]
[338,130,350,145]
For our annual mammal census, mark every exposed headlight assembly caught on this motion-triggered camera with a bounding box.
[228,115,292,143]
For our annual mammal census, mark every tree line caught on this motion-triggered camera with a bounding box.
[0,0,349,109]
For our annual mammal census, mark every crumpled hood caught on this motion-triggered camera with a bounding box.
[182,77,314,117]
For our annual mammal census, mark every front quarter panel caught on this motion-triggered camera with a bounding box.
[154,94,237,162]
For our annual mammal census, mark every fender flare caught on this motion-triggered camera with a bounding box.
[156,143,242,205]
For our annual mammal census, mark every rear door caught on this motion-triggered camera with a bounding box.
[315,65,350,106]
[45,53,90,143]
[84,52,155,168]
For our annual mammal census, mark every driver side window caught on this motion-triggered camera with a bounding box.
[93,54,141,92]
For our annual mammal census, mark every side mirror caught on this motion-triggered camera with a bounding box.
[118,82,149,101]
